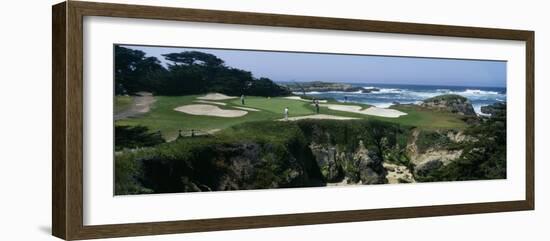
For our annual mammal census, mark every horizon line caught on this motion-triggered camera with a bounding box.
[275,80,506,88]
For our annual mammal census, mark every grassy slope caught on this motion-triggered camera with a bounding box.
[384,105,467,130]
[115,96,133,113]
[115,95,467,139]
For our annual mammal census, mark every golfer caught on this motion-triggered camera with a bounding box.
[314,99,320,114]
[284,107,289,121]
[241,94,245,105]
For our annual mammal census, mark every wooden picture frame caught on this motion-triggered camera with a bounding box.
[52,1,534,240]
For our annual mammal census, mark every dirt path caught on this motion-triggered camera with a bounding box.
[114,92,156,120]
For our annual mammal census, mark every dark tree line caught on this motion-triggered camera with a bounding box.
[114,46,291,96]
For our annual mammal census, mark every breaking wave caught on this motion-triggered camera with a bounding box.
[301,84,506,115]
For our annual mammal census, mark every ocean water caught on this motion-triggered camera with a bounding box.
[298,83,506,115]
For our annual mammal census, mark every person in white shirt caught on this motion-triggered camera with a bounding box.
[284,107,289,121]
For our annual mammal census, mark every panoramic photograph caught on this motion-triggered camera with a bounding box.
[114,44,507,195]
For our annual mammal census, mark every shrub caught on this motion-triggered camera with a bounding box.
[115,125,164,151]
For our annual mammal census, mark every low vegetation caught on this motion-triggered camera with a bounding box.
[116,120,322,194]
[115,125,164,151]
[415,103,506,181]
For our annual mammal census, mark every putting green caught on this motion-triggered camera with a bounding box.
[229,96,314,115]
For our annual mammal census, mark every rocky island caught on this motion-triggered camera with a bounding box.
[421,94,477,116]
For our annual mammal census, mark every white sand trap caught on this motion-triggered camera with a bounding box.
[197,93,237,100]
[280,114,359,121]
[320,104,362,112]
[174,104,247,117]
[193,100,226,106]
[284,96,328,103]
[233,106,260,112]
[362,107,407,118]
[319,104,407,118]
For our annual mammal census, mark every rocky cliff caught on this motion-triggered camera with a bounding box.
[309,140,387,185]
[116,118,482,195]
[307,128,470,185]
[406,129,466,177]
[137,141,325,194]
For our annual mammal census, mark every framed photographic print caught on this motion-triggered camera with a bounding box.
[52,1,534,240]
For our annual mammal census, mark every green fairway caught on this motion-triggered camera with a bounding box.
[115,94,467,139]
[116,95,318,139]
[388,105,468,129]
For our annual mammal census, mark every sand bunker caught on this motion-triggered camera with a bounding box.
[284,96,328,103]
[197,93,237,100]
[193,100,227,106]
[362,107,407,118]
[174,104,247,117]
[320,104,362,112]
[233,106,260,112]
[280,114,359,121]
[319,104,407,118]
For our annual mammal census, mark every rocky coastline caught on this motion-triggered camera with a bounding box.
[282,81,380,93]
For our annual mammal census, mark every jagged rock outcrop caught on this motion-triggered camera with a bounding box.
[309,144,345,182]
[421,94,476,116]
[446,130,476,143]
[353,141,386,184]
[309,140,386,185]
[480,102,506,116]
[383,162,415,184]
[406,129,464,176]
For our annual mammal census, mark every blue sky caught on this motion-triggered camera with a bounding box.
[121,44,507,87]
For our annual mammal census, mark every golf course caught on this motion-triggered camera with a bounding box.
[115,92,468,140]
[113,45,506,195]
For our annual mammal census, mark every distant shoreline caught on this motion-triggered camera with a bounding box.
[276,80,506,89]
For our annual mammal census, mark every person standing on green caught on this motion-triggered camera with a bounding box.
[314,99,320,114]
[284,107,289,121]
[241,94,245,105]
